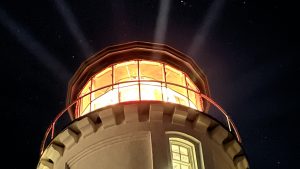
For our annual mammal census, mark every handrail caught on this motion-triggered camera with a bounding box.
[76,79,203,117]
[40,80,242,155]
[200,94,241,142]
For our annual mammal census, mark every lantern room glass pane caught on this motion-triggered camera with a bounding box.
[187,90,198,110]
[165,65,186,87]
[140,81,163,101]
[186,76,197,91]
[92,67,112,99]
[139,60,164,81]
[165,65,188,104]
[79,80,91,116]
[164,84,189,107]
[114,61,138,83]
[117,82,139,102]
[81,97,90,116]
[91,87,117,111]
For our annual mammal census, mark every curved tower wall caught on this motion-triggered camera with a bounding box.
[39,103,248,169]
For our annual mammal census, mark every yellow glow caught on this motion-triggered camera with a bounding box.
[76,60,203,117]
[114,61,138,83]
[118,81,140,102]
[140,81,163,100]
[170,137,198,169]
[140,60,164,81]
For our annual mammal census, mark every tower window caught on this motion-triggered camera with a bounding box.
[169,137,198,169]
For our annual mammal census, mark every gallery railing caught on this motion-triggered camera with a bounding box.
[40,80,241,155]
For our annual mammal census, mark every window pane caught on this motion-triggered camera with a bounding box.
[173,162,181,169]
[80,99,91,115]
[92,67,112,99]
[186,76,203,111]
[180,147,188,155]
[172,145,179,153]
[91,68,113,110]
[80,81,91,116]
[164,84,189,107]
[173,153,180,160]
[114,61,138,83]
[139,60,164,81]
[181,165,189,169]
[187,90,197,109]
[165,65,186,87]
[165,65,188,104]
[91,87,117,110]
[118,82,139,102]
[91,86,112,104]
[188,90,203,111]
[170,137,198,169]
[181,155,189,163]
[140,81,162,101]
[186,76,198,91]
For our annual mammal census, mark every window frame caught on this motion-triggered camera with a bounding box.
[166,131,205,169]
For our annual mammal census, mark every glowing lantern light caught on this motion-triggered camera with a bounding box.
[76,60,203,117]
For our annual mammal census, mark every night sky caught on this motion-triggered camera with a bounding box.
[1,0,296,168]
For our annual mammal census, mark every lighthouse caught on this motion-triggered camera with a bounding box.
[37,41,249,169]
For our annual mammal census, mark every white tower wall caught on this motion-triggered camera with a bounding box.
[38,103,248,169]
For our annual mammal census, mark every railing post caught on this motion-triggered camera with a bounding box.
[226,116,232,132]
[137,60,141,101]
[230,120,242,143]
[51,123,55,139]
[160,82,164,101]
[200,94,241,143]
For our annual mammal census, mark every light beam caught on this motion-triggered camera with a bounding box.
[154,0,171,43]
[188,0,225,56]
[54,0,93,56]
[0,8,71,82]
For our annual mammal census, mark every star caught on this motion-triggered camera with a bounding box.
[180,0,187,6]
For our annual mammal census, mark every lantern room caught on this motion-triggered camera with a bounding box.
[76,60,204,117]
[67,41,210,119]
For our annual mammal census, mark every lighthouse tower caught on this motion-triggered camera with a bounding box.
[37,41,249,169]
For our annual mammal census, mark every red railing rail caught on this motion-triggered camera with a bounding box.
[200,94,241,142]
[40,80,242,155]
